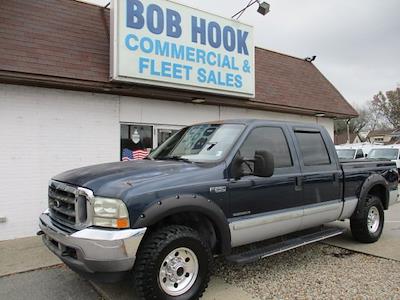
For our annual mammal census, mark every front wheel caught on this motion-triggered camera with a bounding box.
[350,195,384,243]
[133,225,212,300]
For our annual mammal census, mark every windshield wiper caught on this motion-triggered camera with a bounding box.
[168,156,192,162]
[159,156,192,163]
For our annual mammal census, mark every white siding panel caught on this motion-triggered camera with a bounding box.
[119,99,334,138]
[120,97,219,125]
[0,84,119,240]
[316,117,335,140]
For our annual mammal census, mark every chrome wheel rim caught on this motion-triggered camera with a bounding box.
[367,206,380,233]
[159,247,199,296]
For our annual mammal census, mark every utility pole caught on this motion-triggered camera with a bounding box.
[346,119,351,144]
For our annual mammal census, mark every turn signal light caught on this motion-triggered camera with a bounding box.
[117,218,129,229]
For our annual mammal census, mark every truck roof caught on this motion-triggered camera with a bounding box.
[193,119,325,129]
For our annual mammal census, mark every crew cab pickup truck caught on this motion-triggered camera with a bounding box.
[39,119,399,300]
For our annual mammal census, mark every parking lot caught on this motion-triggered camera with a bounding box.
[1,204,399,300]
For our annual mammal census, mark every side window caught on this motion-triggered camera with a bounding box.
[239,127,293,169]
[121,124,153,161]
[295,131,330,166]
[355,149,364,159]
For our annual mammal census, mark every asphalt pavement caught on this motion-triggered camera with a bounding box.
[1,204,399,299]
[0,265,100,300]
[325,202,400,261]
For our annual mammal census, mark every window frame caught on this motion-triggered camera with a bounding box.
[291,128,338,172]
[120,123,154,161]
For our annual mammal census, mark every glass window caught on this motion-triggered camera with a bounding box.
[336,149,356,160]
[120,124,153,161]
[150,124,244,163]
[295,131,330,166]
[157,128,179,147]
[368,148,399,160]
[239,127,293,169]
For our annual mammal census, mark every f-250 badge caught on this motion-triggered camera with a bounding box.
[210,186,226,193]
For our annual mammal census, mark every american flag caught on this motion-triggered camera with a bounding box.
[122,148,149,161]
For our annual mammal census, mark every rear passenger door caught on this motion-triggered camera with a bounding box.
[291,127,342,229]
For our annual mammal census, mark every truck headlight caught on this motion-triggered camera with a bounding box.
[93,197,130,229]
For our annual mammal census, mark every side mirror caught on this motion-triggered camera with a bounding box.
[254,150,274,177]
[231,150,274,179]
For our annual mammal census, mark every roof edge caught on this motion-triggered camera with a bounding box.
[0,70,358,119]
[255,46,308,62]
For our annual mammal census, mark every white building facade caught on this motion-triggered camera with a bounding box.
[0,84,337,240]
[0,0,357,240]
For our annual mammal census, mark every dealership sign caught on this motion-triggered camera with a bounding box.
[110,0,255,98]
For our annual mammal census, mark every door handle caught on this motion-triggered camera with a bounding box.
[295,176,303,192]
[333,173,339,183]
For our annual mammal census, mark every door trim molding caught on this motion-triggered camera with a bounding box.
[229,199,344,247]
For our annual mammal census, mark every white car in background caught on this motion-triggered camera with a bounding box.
[335,143,374,160]
[368,145,400,170]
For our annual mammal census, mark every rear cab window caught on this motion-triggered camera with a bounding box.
[294,131,331,166]
[291,127,339,173]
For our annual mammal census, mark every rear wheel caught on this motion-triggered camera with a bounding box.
[133,225,212,300]
[350,195,384,243]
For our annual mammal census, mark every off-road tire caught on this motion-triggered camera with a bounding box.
[133,225,212,300]
[350,195,384,243]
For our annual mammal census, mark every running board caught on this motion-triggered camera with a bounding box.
[226,226,345,265]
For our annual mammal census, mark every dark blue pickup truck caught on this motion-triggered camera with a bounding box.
[39,119,399,300]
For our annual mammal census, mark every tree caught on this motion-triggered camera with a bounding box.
[372,87,400,128]
[334,107,371,135]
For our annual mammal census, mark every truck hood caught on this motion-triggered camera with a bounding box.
[53,160,205,198]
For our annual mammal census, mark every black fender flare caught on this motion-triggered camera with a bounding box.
[355,174,389,216]
[133,194,231,255]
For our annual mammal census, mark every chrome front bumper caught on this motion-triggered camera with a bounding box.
[39,212,146,281]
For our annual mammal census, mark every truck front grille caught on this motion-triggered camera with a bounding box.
[48,181,91,229]
[49,186,76,225]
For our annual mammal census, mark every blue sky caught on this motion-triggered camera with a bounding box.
[81,0,400,109]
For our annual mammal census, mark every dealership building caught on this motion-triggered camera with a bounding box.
[0,0,357,240]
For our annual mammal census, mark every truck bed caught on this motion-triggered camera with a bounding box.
[341,159,397,201]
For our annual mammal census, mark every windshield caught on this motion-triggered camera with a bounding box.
[368,148,399,160]
[336,149,356,160]
[149,123,245,163]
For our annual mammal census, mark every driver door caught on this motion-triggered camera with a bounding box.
[228,125,304,247]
